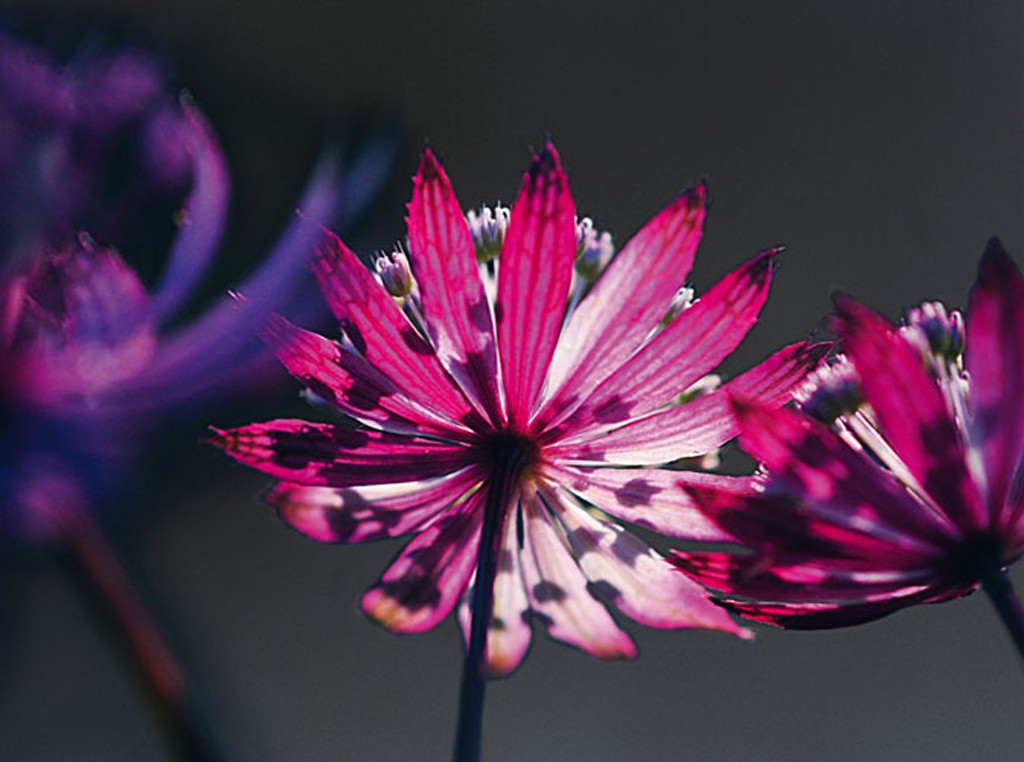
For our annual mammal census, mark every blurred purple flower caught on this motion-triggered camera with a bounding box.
[673,241,1024,656]
[0,30,395,543]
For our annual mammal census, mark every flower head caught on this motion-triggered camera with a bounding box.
[673,239,1024,630]
[0,31,394,544]
[214,143,824,675]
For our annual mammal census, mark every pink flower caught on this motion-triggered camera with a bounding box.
[215,144,824,675]
[674,240,1024,638]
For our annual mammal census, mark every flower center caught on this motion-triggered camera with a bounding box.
[479,430,540,486]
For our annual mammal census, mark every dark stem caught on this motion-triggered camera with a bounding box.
[60,508,225,762]
[979,555,1024,665]
[453,450,522,762]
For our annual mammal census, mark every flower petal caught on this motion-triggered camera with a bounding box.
[496,143,577,429]
[557,250,775,435]
[835,295,986,532]
[150,103,229,321]
[361,489,485,633]
[556,341,825,464]
[268,467,483,544]
[264,316,471,438]
[538,186,705,429]
[407,149,505,426]
[965,239,1024,530]
[540,484,750,636]
[541,463,742,541]
[714,588,942,630]
[457,500,533,678]
[519,490,636,660]
[732,400,956,549]
[211,420,473,487]
[314,230,481,427]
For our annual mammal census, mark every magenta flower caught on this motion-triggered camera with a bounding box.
[214,143,823,756]
[673,239,1024,657]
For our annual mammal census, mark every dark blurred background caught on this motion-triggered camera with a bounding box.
[1,2,1023,760]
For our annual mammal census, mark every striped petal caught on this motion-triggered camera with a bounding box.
[540,484,749,635]
[314,230,481,427]
[496,143,577,429]
[835,295,986,532]
[538,186,705,429]
[361,489,485,633]
[407,150,504,425]
[715,588,942,630]
[211,420,473,487]
[519,490,636,660]
[268,467,483,544]
[556,250,775,436]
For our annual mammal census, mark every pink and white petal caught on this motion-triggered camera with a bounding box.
[965,240,1024,529]
[673,550,938,603]
[538,186,706,428]
[407,150,504,425]
[457,500,533,678]
[542,462,741,541]
[264,316,472,438]
[539,484,750,636]
[361,489,485,633]
[716,588,937,630]
[557,341,826,464]
[519,491,637,660]
[314,230,481,427]
[556,250,775,435]
[211,420,474,487]
[268,466,484,544]
[150,104,229,321]
[733,400,957,549]
[496,143,577,430]
[835,295,985,532]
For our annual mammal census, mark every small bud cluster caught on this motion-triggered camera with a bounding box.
[902,301,965,364]
[373,247,414,298]
[796,355,864,423]
[574,217,614,280]
[466,205,510,263]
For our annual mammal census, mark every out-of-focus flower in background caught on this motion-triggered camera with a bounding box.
[214,143,824,758]
[673,239,1024,662]
[0,27,397,760]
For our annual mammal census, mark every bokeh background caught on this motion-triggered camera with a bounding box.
[2,2,1023,760]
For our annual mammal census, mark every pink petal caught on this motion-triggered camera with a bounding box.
[542,463,742,541]
[537,186,705,430]
[361,489,485,633]
[733,401,957,549]
[267,466,483,544]
[496,143,577,430]
[406,150,504,425]
[835,295,986,532]
[715,590,937,630]
[965,240,1024,530]
[211,420,473,487]
[519,490,636,660]
[540,484,750,636]
[264,316,472,438]
[556,250,775,435]
[150,104,229,321]
[673,550,937,603]
[556,341,826,464]
[457,501,532,678]
[313,231,481,427]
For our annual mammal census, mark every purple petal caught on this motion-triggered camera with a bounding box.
[965,240,1024,530]
[361,489,485,633]
[557,341,825,464]
[558,250,775,435]
[835,295,985,532]
[519,490,637,660]
[538,186,705,429]
[496,143,577,430]
[268,467,483,544]
[211,420,473,487]
[542,463,741,541]
[540,484,750,636]
[314,230,481,427]
[406,149,504,425]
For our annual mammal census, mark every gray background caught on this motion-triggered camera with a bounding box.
[1,2,1023,760]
